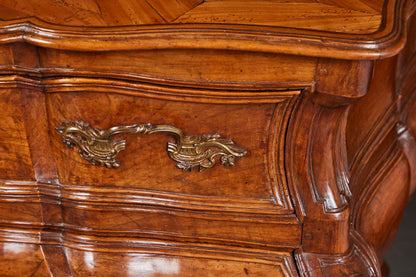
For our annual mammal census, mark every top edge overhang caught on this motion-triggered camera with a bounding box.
[0,0,413,60]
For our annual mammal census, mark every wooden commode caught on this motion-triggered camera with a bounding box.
[0,1,415,276]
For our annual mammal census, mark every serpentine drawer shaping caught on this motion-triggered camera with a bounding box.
[0,0,415,276]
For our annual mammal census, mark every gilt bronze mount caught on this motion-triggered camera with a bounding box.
[55,120,247,171]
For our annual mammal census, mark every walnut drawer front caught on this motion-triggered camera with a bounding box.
[47,84,302,249]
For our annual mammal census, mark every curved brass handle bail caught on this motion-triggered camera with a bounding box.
[55,120,247,171]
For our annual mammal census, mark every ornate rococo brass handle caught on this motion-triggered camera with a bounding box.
[55,120,247,171]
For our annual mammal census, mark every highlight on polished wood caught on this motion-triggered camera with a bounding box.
[0,0,415,276]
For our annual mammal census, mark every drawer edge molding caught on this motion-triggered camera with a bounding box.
[55,120,247,171]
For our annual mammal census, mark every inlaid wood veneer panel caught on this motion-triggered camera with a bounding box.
[0,0,381,34]
[175,0,382,34]
[146,0,204,22]
[0,0,203,26]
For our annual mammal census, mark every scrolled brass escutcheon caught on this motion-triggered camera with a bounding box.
[55,120,247,171]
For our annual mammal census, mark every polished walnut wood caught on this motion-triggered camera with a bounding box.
[0,0,415,276]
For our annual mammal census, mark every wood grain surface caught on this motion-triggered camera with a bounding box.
[0,0,412,59]
[0,0,414,276]
[0,0,380,30]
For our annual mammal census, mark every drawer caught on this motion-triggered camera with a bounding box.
[46,79,302,248]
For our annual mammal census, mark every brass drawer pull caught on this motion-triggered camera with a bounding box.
[55,121,247,171]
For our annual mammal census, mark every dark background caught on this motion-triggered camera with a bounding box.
[385,196,416,276]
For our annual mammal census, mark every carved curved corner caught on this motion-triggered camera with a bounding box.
[267,98,298,209]
[397,122,416,198]
[287,94,351,215]
[398,84,416,197]
[295,231,381,277]
[308,106,351,213]
[286,94,354,256]
[347,114,413,261]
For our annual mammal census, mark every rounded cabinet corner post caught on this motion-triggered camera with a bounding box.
[55,120,247,172]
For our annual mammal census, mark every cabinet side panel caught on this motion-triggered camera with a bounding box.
[347,11,416,262]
